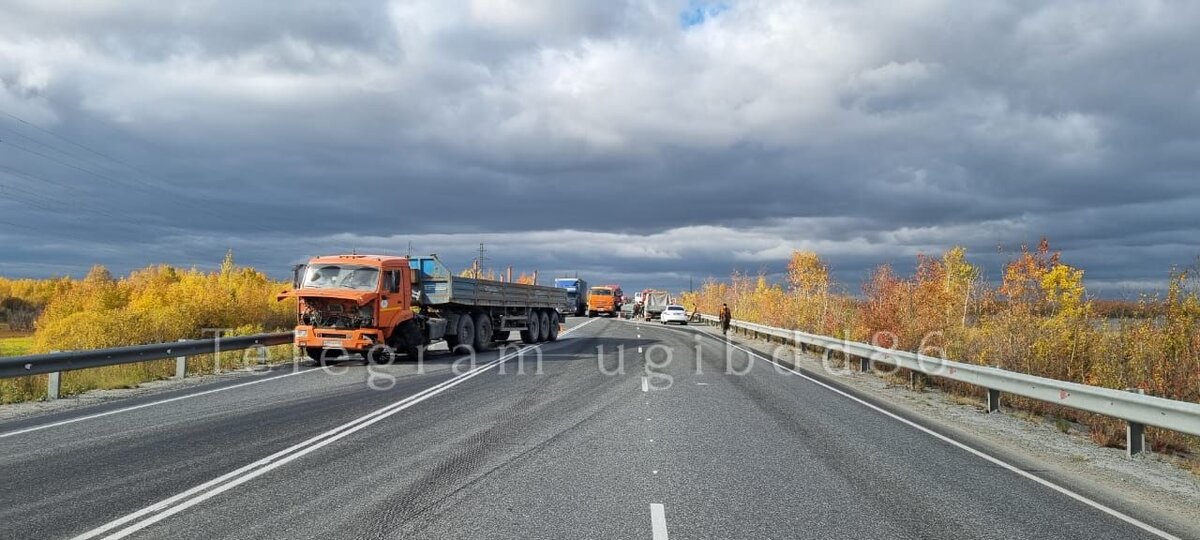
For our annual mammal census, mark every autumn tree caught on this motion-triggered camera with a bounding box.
[786,251,831,332]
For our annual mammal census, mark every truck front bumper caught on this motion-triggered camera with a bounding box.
[294,326,383,352]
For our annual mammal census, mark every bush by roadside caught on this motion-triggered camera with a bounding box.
[681,239,1200,456]
[0,252,296,403]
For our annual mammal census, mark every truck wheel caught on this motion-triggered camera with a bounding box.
[587,311,595,318]
[305,347,327,363]
[521,312,540,344]
[390,320,422,360]
[547,312,560,341]
[474,314,493,351]
[453,313,475,352]
[365,346,395,364]
[537,311,551,342]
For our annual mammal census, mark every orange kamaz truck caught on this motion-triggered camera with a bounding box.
[586,286,618,318]
[279,254,568,361]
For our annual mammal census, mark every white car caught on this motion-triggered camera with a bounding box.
[659,305,689,325]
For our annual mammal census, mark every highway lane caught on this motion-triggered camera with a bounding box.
[0,317,1186,539]
[0,318,599,539]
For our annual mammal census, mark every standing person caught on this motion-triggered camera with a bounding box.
[719,303,732,335]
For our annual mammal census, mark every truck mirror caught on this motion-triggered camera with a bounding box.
[292,264,306,289]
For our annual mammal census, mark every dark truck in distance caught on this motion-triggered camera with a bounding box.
[279,254,568,361]
[554,277,589,317]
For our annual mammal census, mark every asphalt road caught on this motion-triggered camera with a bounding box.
[0,317,1187,539]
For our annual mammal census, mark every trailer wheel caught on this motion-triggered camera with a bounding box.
[453,313,475,352]
[537,311,551,342]
[547,311,560,341]
[473,314,493,351]
[521,311,541,344]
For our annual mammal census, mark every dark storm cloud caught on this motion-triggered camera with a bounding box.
[1,0,1199,296]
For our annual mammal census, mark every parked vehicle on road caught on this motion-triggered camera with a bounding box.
[660,305,688,325]
[587,286,619,317]
[642,290,672,320]
[553,277,589,317]
[280,254,568,361]
[603,284,625,310]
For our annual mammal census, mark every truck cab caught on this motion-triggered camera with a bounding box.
[279,255,418,360]
[554,277,588,317]
[587,286,618,318]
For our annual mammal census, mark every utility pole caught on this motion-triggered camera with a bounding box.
[474,243,487,279]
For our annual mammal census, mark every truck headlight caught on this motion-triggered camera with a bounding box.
[295,329,308,338]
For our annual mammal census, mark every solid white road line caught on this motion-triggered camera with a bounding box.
[708,333,1181,540]
[0,367,321,439]
[650,503,669,540]
[6,320,601,439]
[72,318,599,540]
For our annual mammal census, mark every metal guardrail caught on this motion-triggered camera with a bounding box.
[700,314,1200,456]
[0,332,294,398]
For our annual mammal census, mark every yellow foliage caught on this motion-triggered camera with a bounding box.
[690,241,1199,453]
[0,253,295,403]
[458,265,498,280]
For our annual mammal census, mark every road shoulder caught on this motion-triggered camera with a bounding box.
[681,322,1200,538]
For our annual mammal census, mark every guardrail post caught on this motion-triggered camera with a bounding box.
[910,370,924,390]
[47,350,62,400]
[47,372,61,399]
[859,356,871,373]
[1126,388,1147,457]
[174,339,187,380]
[203,328,227,374]
[986,388,1001,413]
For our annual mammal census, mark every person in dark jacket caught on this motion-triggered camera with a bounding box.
[719,303,731,335]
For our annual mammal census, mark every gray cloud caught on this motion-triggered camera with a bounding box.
[1,0,1199,296]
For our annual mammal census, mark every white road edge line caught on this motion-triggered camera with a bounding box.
[0,368,321,439]
[72,318,599,540]
[641,376,649,392]
[650,503,669,540]
[709,333,1181,540]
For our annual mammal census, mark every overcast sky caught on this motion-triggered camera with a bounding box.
[1,0,1198,296]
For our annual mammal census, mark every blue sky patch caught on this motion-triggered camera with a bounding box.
[680,1,730,29]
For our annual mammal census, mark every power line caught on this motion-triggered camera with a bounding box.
[0,110,278,234]
[0,165,136,225]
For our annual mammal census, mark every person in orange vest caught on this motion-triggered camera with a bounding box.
[719,303,732,335]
